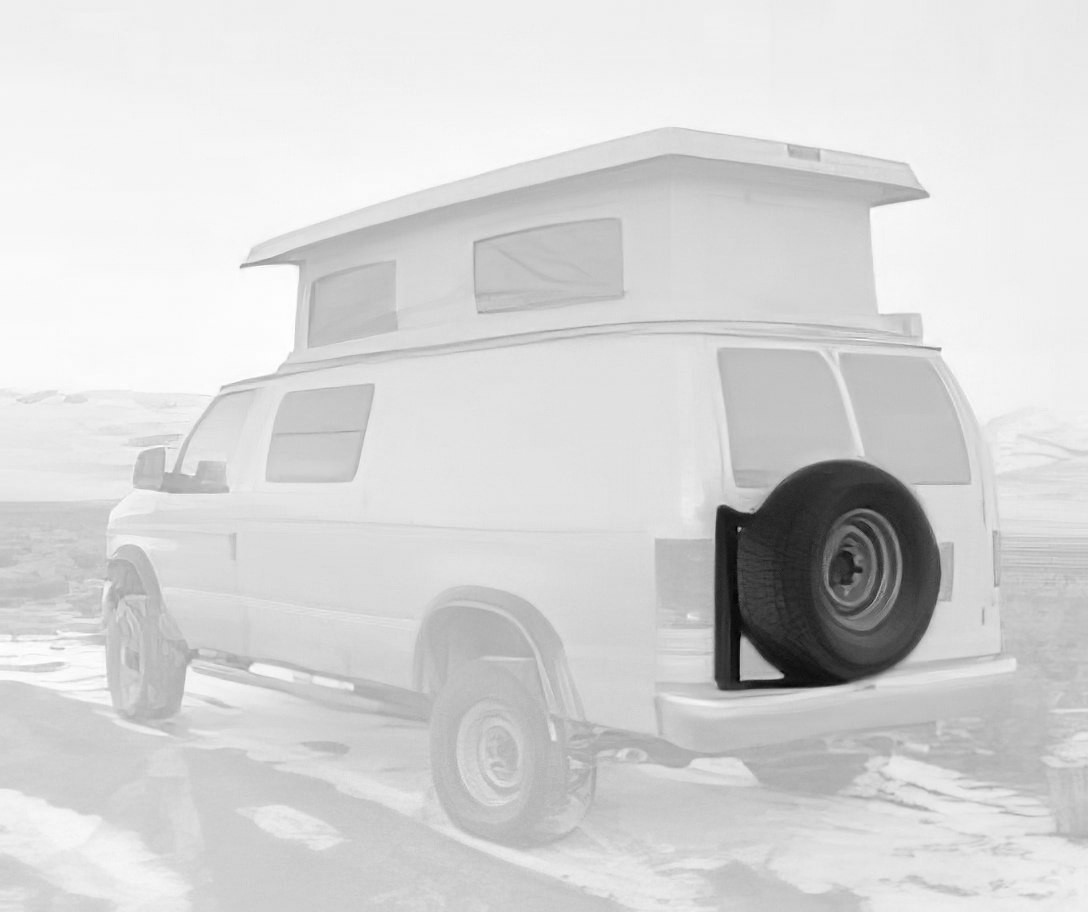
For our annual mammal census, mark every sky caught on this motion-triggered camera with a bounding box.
[1,0,1086,420]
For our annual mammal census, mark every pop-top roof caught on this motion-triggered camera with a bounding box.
[242,128,927,267]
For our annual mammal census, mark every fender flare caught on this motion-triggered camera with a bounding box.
[106,545,163,602]
[414,586,584,721]
[104,546,185,642]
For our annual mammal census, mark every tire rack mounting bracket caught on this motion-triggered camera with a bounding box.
[714,504,824,692]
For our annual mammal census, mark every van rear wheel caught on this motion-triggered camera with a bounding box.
[105,564,188,720]
[429,659,596,844]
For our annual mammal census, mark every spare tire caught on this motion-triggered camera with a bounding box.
[737,460,940,684]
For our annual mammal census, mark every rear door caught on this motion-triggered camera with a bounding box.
[716,342,999,670]
[835,349,1000,662]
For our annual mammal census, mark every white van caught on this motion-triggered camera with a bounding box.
[105,129,1015,843]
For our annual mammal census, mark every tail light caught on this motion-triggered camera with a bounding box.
[993,530,1002,586]
[655,539,714,682]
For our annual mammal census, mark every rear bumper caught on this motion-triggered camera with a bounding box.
[656,654,1017,754]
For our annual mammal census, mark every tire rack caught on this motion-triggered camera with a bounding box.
[714,504,826,692]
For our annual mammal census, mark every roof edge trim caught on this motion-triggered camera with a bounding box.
[242,128,927,268]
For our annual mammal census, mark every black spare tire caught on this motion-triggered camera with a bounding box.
[737,460,940,684]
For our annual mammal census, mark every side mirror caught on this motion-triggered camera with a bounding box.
[195,460,229,493]
[133,446,166,491]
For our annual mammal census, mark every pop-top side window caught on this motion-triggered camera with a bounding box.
[474,218,623,313]
[718,348,855,488]
[308,262,397,347]
[266,384,374,483]
[840,354,971,485]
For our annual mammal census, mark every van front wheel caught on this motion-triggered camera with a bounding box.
[429,659,596,844]
[105,564,188,721]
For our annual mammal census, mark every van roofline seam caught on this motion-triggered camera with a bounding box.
[219,319,937,392]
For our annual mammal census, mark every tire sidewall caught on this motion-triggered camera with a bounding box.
[430,660,586,844]
[740,461,941,682]
[105,564,186,720]
[800,478,939,676]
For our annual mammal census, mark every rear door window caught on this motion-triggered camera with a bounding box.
[266,384,374,483]
[840,353,970,484]
[718,348,854,488]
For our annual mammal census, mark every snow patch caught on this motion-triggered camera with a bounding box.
[0,789,190,912]
[6,638,1088,911]
[237,805,345,851]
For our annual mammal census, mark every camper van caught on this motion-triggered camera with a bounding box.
[105,129,1015,844]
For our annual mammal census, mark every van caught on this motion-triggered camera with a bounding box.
[105,129,1015,844]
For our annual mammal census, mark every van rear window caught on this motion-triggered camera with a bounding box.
[718,348,854,488]
[840,354,970,484]
[474,219,623,312]
[266,385,374,483]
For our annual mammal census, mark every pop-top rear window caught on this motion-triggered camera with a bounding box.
[474,219,623,313]
[308,262,397,347]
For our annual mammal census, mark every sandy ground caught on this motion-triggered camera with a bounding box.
[1,502,1087,911]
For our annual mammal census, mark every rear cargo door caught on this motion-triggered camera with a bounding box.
[835,349,1000,662]
[716,343,1000,669]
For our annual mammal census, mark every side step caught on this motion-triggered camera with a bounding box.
[189,651,430,721]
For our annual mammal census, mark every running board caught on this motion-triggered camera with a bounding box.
[190,652,430,721]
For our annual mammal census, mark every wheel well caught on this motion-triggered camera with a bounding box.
[419,606,535,694]
[415,594,584,721]
[104,549,186,643]
[106,546,160,598]
[106,560,143,591]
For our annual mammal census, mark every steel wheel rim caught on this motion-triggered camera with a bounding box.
[455,699,527,808]
[820,508,903,631]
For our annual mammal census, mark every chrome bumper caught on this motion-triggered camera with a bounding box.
[656,655,1017,754]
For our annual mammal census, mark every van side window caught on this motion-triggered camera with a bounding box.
[841,354,970,484]
[718,348,853,488]
[308,262,397,347]
[266,385,375,483]
[175,389,257,488]
[474,219,623,312]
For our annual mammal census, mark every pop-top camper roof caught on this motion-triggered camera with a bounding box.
[243,129,929,368]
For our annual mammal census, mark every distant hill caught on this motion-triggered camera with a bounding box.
[982,408,1088,537]
[984,407,1088,475]
[0,388,210,501]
